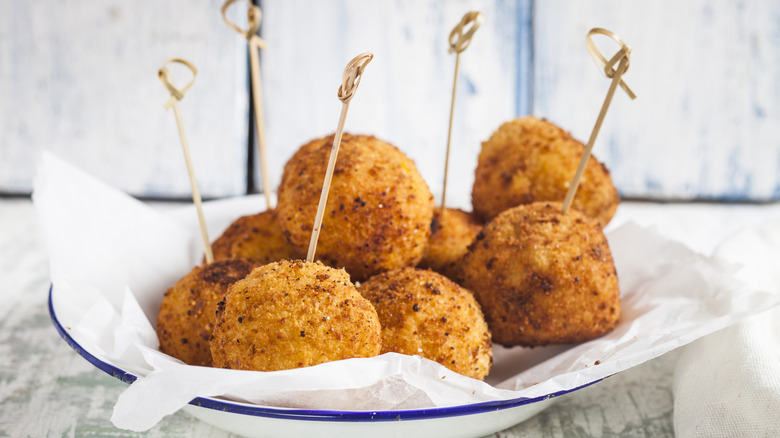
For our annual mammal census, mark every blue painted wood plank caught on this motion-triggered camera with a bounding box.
[512,0,534,117]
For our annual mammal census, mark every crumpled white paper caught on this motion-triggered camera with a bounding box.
[33,152,780,432]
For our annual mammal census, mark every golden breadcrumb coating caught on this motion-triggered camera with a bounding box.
[359,268,492,380]
[211,209,300,264]
[459,202,620,347]
[472,117,619,226]
[418,207,483,281]
[156,258,258,366]
[210,260,382,371]
[277,133,434,281]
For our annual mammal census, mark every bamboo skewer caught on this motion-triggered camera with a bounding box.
[306,52,374,262]
[158,58,214,264]
[222,0,273,209]
[561,28,636,215]
[440,11,484,213]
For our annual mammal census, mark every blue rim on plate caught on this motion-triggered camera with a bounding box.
[48,285,603,422]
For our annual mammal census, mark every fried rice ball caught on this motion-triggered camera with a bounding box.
[210,259,382,371]
[472,117,619,226]
[211,209,300,264]
[277,133,434,282]
[358,268,492,380]
[156,258,258,366]
[418,208,483,281]
[459,202,620,347]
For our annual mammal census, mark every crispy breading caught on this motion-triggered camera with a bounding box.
[472,117,619,226]
[156,258,258,366]
[359,267,492,380]
[418,207,482,281]
[459,202,620,347]
[277,133,434,281]
[211,209,300,264]
[210,260,382,371]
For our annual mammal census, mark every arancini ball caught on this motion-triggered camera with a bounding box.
[418,207,482,281]
[210,259,382,371]
[358,267,492,380]
[211,209,300,264]
[472,117,619,226]
[277,133,434,281]
[459,202,620,347]
[156,258,258,366]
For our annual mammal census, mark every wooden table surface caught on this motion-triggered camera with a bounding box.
[3,198,779,437]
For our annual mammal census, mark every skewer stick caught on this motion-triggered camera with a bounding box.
[561,28,636,215]
[306,52,374,262]
[441,11,484,213]
[222,0,273,209]
[159,58,214,264]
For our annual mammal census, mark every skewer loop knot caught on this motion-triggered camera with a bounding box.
[158,58,197,109]
[586,28,636,99]
[448,11,484,54]
[337,52,374,102]
[222,0,268,50]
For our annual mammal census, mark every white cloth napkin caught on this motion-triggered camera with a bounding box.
[674,220,780,437]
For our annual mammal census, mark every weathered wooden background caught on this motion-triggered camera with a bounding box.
[0,0,250,198]
[1,0,779,202]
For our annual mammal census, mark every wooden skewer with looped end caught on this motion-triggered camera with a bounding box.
[158,58,214,264]
[222,0,273,209]
[441,11,484,213]
[561,28,636,215]
[306,52,374,262]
